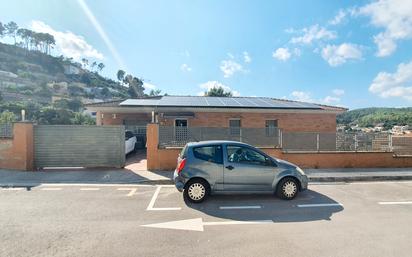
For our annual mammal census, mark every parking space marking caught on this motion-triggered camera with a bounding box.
[80,188,100,191]
[378,201,412,205]
[117,188,137,196]
[297,203,343,208]
[41,188,62,191]
[219,205,262,210]
[2,187,24,191]
[146,186,181,211]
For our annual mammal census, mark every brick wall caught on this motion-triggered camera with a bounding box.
[96,112,151,126]
[146,123,412,171]
[0,123,34,171]
[160,112,337,132]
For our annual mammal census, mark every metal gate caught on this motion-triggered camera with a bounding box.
[34,125,125,169]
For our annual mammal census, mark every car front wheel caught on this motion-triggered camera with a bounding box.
[276,177,299,200]
[184,179,209,203]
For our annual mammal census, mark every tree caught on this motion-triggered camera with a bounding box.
[204,86,233,97]
[0,22,5,37]
[5,21,18,44]
[0,111,16,123]
[124,74,144,98]
[91,61,97,71]
[72,112,95,125]
[97,62,105,72]
[117,69,125,82]
[81,58,89,69]
[149,89,162,96]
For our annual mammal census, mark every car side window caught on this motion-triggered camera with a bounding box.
[227,145,269,166]
[193,145,223,164]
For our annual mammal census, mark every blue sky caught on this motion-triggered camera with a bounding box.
[2,0,412,109]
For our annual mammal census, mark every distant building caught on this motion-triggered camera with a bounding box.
[63,64,82,75]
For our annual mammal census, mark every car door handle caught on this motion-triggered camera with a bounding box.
[225,165,234,170]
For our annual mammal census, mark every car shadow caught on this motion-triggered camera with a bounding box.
[184,189,343,223]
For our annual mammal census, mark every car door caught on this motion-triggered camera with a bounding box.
[223,144,276,191]
[191,144,224,190]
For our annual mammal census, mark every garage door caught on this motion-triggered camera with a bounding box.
[34,125,125,169]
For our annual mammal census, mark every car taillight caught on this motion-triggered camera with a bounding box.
[177,158,186,174]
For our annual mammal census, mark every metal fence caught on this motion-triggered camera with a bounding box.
[282,132,392,152]
[157,126,411,154]
[158,126,281,148]
[392,136,412,156]
[0,123,13,138]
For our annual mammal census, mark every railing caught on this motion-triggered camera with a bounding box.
[0,123,13,138]
[158,126,410,154]
[158,126,281,148]
[282,131,393,152]
[392,136,412,156]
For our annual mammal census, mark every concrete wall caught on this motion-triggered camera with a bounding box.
[0,122,34,171]
[146,123,412,170]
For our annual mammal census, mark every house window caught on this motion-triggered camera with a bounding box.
[175,119,188,142]
[265,120,278,136]
[229,119,241,136]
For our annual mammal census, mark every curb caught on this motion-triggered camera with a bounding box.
[309,175,412,183]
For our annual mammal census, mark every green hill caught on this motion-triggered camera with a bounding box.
[0,41,133,124]
[337,107,412,129]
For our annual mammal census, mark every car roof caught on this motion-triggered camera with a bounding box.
[186,140,251,147]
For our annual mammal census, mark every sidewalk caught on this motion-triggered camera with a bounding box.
[1,167,412,187]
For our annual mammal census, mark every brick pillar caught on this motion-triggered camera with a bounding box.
[0,122,34,171]
[146,123,159,170]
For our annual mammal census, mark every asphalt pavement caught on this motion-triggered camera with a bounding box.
[1,181,412,257]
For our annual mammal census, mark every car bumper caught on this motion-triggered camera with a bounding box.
[173,170,186,192]
[300,174,309,191]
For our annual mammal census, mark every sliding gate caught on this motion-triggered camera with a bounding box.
[34,125,125,169]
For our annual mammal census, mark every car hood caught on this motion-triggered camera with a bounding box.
[274,158,298,169]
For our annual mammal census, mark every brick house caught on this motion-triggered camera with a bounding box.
[86,95,346,142]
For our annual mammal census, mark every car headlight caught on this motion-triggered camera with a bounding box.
[296,167,305,175]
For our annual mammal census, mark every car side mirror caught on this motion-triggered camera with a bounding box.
[265,158,275,166]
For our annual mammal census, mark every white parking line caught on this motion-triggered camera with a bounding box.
[219,206,262,210]
[117,188,137,196]
[378,201,412,205]
[146,186,181,211]
[297,203,343,208]
[41,188,62,191]
[80,188,100,191]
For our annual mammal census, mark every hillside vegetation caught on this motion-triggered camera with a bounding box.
[0,20,155,124]
[337,107,412,129]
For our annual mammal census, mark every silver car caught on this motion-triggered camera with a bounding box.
[174,140,308,203]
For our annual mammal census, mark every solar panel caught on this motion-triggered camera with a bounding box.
[119,96,323,109]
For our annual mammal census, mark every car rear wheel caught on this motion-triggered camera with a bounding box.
[276,177,299,200]
[184,179,209,203]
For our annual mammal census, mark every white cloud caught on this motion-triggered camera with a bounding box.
[291,90,343,104]
[358,0,412,57]
[329,9,347,25]
[198,81,240,96]
[243,51,251,63]
[369,60,412,100]
[293,48,301,57]
[332,89,345,96]
[180,63,192,72]
[291,91,313,102]
[143,82,156,90]
[272,47,292,61]
[322,95,341,104]
[31,20,103,61]
[290,24,337,44]
[220,59,244,78]
[321,43,362,67]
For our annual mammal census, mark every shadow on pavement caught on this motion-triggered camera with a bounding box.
[184,189,343,223]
